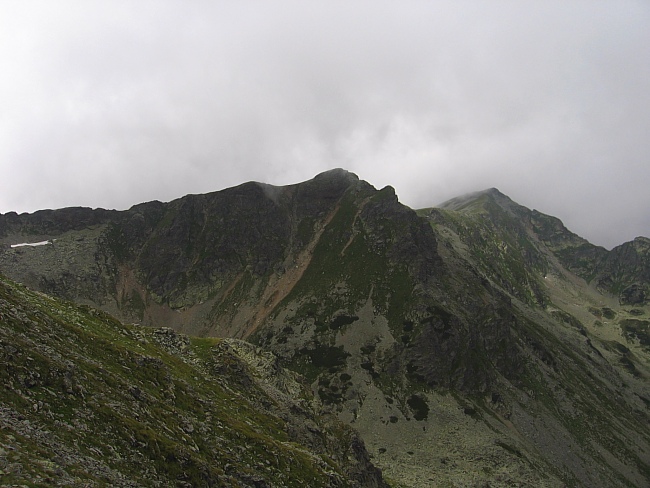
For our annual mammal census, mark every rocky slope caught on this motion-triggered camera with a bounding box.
[0,273,387,486]
[1,170,649,486]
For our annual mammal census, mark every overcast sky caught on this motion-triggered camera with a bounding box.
[1,1,648,249]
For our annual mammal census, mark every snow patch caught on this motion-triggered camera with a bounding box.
[10,240,53,248]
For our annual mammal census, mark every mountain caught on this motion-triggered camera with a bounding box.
[1,170,649,487]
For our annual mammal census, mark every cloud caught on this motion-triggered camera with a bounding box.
[1,0,649,249]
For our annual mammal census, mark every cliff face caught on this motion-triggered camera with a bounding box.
[1,171,649,487]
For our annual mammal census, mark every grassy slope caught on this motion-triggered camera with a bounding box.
[0,274,383,487]
[419,194,650,487]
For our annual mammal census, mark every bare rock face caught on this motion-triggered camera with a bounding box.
[0,206,117,237]
[603,238,650,305]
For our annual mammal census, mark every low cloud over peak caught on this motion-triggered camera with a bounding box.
[1,1,648,249]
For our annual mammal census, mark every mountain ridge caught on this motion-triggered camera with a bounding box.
[1,169,649,487]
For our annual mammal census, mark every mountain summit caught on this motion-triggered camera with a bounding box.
[1,171,649,486]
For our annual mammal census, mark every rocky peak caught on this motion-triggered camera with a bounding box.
[313,167,360,183]
[633,236,650,249]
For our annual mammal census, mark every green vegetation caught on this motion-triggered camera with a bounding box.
[121,288,146,320]
[495,440,523,458]
[0,274,379,486]
[330,314,359,330]
[104,221,131,261]
[589,306,617,320]
[425,199,551,307]
[276,188,415,332]
[301,344,349,369]
[406,394,429,421]
[620,318,650,348]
